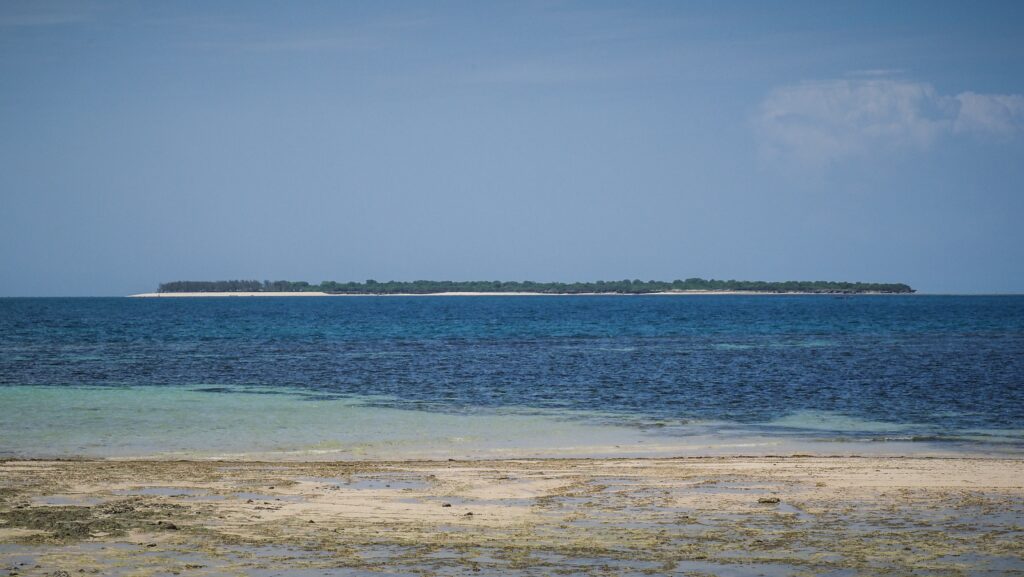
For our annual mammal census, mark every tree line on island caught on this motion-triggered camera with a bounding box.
[157,279,914,294]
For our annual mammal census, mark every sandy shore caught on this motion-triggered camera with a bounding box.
[1,456,1021,575]
[129,292,334,297]
[128,291,895,297]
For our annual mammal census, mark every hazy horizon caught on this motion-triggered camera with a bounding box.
[2,1,1023,296]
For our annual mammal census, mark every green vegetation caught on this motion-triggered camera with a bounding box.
[157,279,914,294]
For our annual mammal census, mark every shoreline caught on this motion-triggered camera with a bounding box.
[1,455,1020,575]
[128,290,911,297]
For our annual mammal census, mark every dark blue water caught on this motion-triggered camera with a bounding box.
[1,296,1023,443]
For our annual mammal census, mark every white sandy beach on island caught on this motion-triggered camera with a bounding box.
[129,291,336,297]
[128,290,899,297]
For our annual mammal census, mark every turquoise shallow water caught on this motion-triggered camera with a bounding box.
[1,384,1011,459]
[0,384,668,459]
[1,295,1022,458]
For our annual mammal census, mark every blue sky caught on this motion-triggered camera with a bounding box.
[1,1,1022,295]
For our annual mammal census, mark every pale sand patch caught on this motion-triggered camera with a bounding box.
[0,528,48,539]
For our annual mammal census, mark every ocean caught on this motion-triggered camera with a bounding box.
[1,295,1022,459]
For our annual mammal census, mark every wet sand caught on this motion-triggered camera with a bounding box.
[1,456,1022,576]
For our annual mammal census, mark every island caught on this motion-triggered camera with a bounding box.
[139,278,915,296]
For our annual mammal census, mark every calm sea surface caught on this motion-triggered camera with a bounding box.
[1,295,1022,458]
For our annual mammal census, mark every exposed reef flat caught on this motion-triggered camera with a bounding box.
[1,456,1021,575]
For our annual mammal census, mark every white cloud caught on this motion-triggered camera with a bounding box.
[954,92,1024,135]
[757,78,1024,169]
